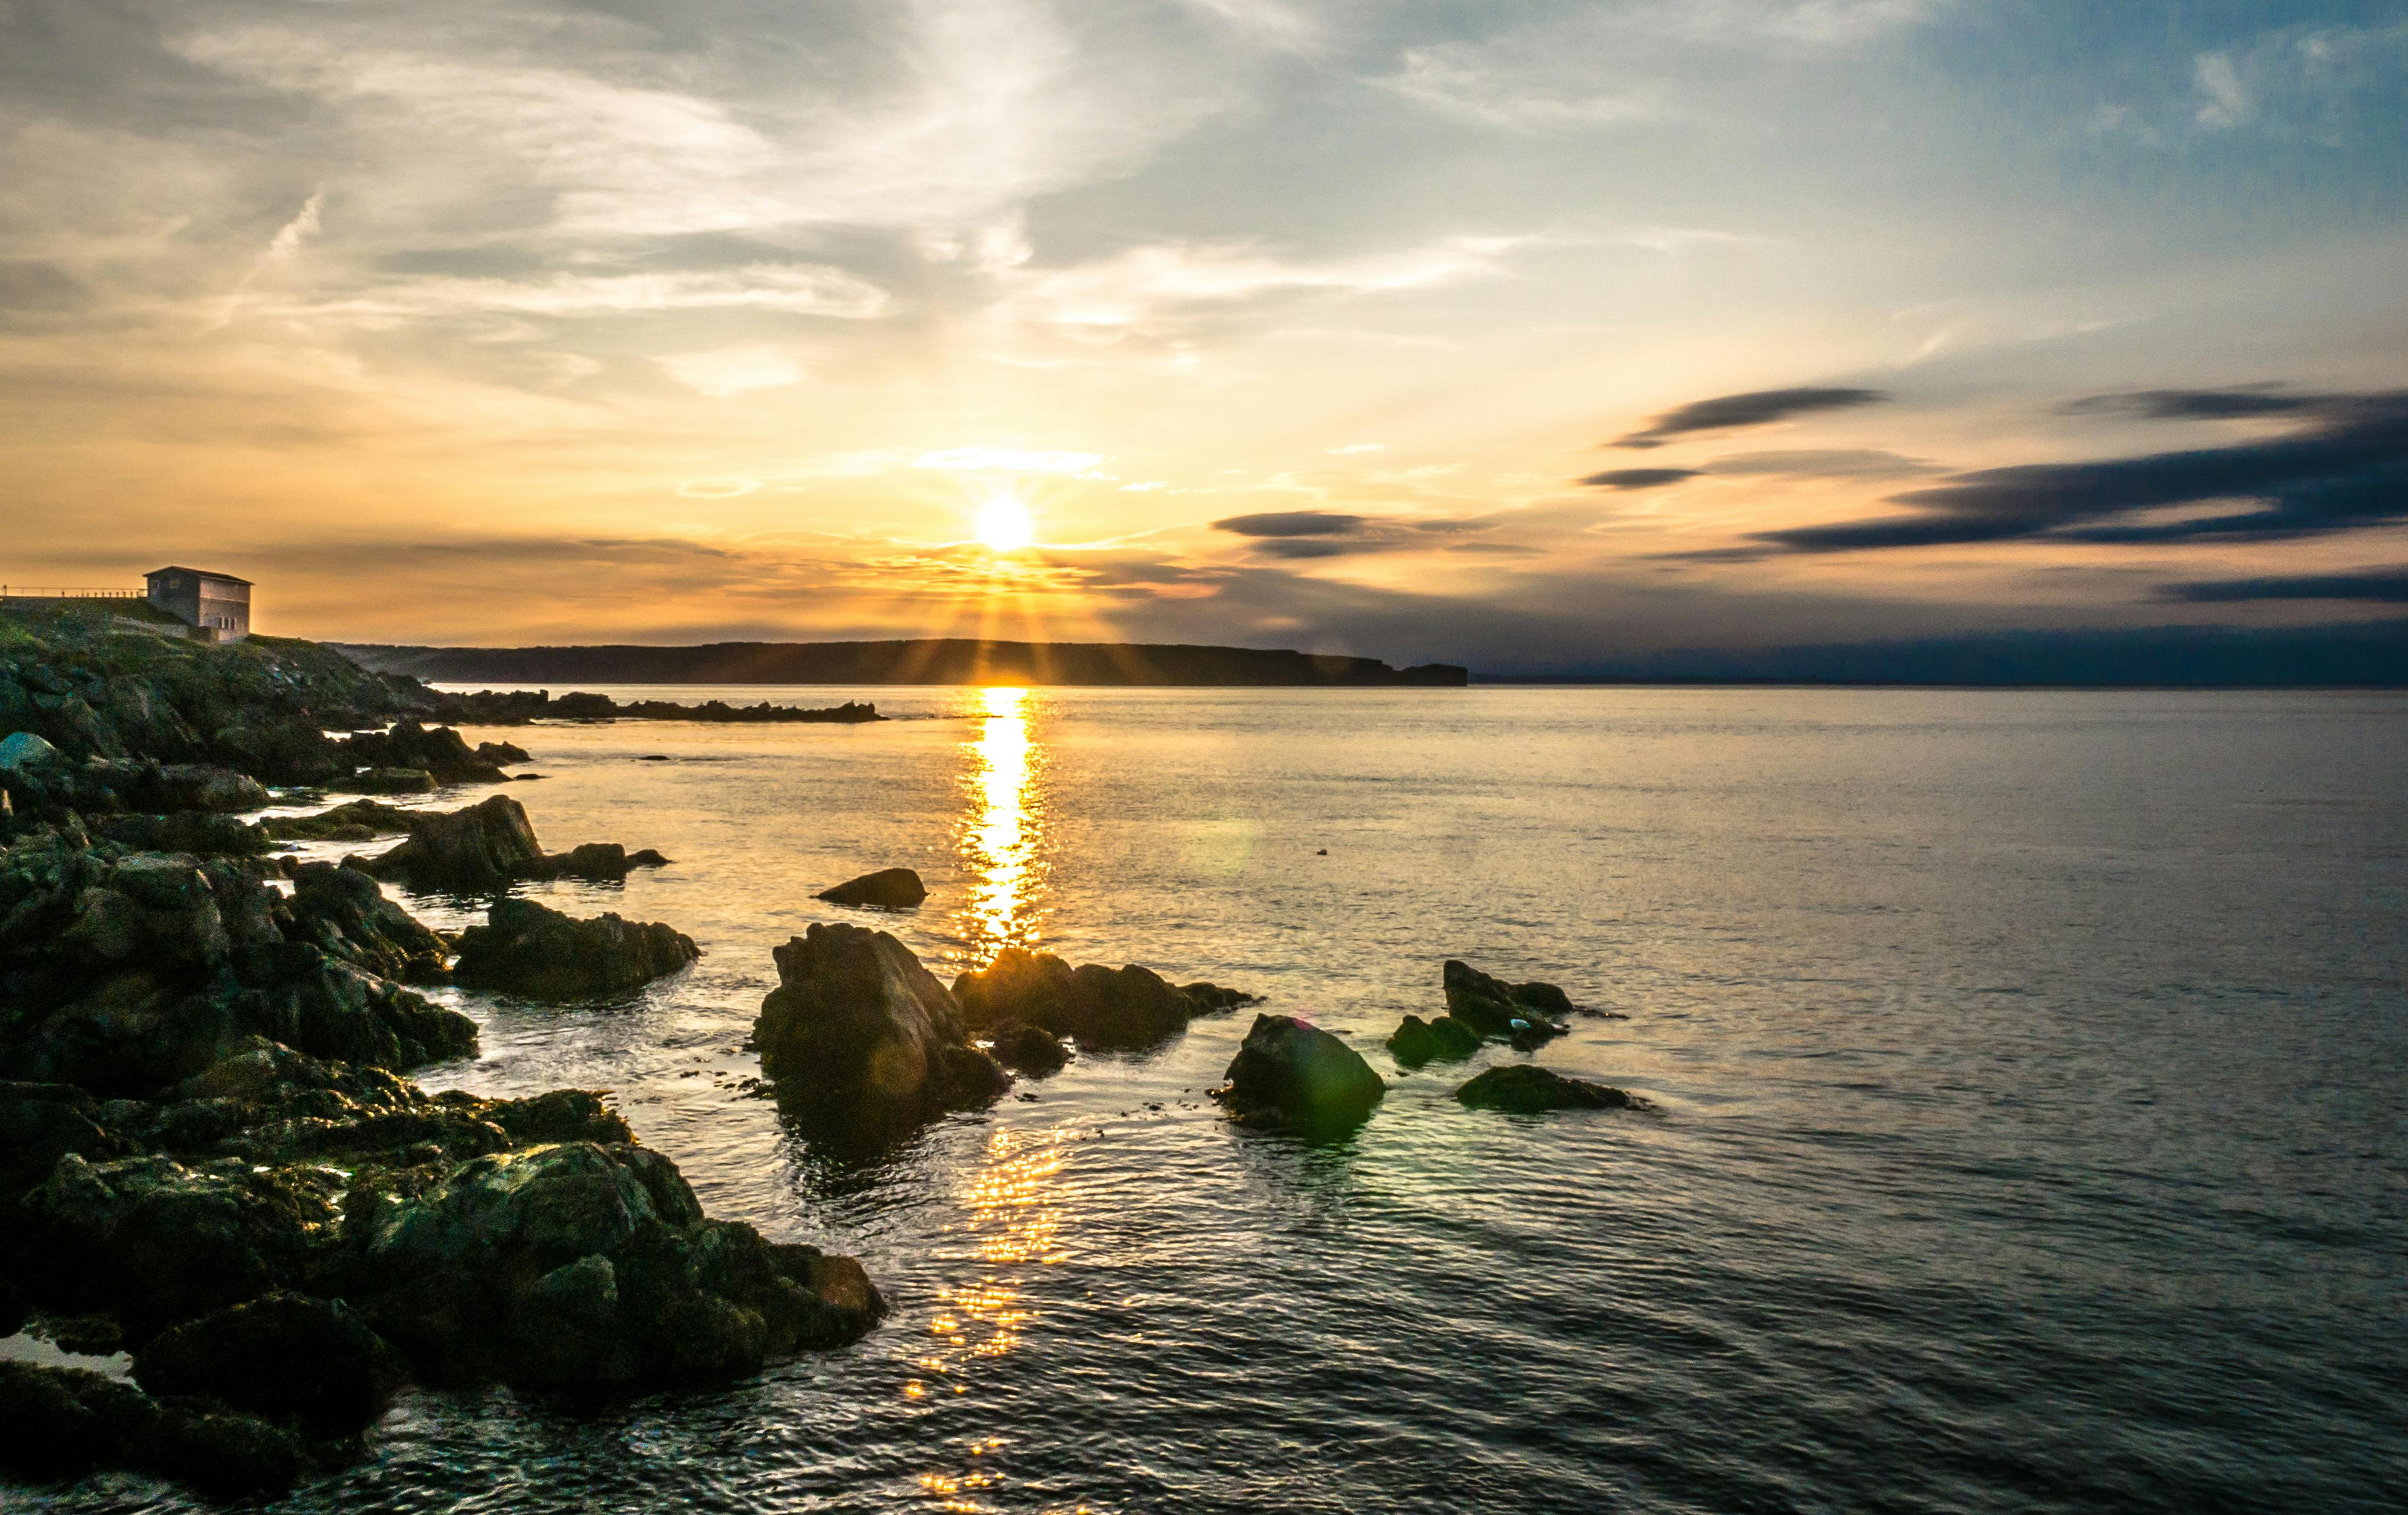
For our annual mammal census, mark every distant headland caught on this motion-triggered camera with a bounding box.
[334,639,1471,688]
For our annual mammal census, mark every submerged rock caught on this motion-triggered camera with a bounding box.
[816,867,926,909]
[1212,1013,1385,1134]
[752,923,1009,1141]
[451,897,698,1000]
[1386,1012,1482,1068]
[1454,1064,1653,1114]
[953,947,1244,1053]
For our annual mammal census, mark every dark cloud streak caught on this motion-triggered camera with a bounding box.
[1613,386,1888,448]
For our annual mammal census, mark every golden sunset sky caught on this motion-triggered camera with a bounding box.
[4,1,2405,669]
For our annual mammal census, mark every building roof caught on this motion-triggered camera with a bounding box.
[146,566,253,587]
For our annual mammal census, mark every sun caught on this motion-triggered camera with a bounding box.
[976,497,1033,553]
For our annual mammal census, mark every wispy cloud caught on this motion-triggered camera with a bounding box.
[915,447,1104,472]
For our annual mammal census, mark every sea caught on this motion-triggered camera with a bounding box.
[22,685,2407,1513]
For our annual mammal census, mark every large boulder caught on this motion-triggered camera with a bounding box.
[953,946,1242,1052]
[984,1022,1071,1077]
[353,794,665,894]
[234,947,478,1070]
[284,860,452,983]
[133,1291,405,1432]
[815,867,927,909]
[1442,959,1575,1044]
[752,923,1009,1142]
[0,732,63,773]
[452,897,698,999]
[1212,1014,1385,1135]
[1454,1064,1654,1114]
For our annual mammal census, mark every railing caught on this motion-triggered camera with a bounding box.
[0,587,144,599]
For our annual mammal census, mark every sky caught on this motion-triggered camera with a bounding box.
[3,0,2405,671]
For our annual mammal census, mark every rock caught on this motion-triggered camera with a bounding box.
[475,740,531,765]
[354,794,663,894]
[815,867,926,909]
[1386,1012,1482,1068]
[264,798,420,843]
[0,1079,136,1203]
[339,721,508,785]
[452,897,698,999]
[1211,1014,1385,1134]
[147,764,274,814]
[984,1022,1070,1077]
[752,923,1009,1142]
[1441,959,1576,1044]
[549,840,669,880]
[0,1360,306,1497]
[133,1290,404,1432]
[953,947,1229,1052]
[284,860,453,982]
[92,810,272,856]
[0,732,62,773]
[235,948,478,1071]
[1180,981,1262,1014]
[0,1275,23,1339]
[344,766,438,795]
[1453,1064,1654,1114]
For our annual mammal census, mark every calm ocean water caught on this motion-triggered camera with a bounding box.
[28,686,2408,1513]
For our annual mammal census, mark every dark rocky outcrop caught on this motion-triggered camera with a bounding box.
[352,794,667,895]
[984,1022,1071,1077]
[815,866,927,909]
[475,740,532,765]
[952,946,1253,1053]
[426,688,885,725]
[752,923,1010,1142]
[0,1360,307,1497]
[284,861,452,983]
[337,721,509,786]
[1212,1014,1385,1134]
[341,766,437,795]
[263,798,421,843]
[1453,1064,1654,1114]
[452,898,698,1000]
[1386,1012,1482,1068]
[1180,981,1262,1014]
[92,810,272,857]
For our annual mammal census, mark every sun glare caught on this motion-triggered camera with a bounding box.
[976,498,1033,553]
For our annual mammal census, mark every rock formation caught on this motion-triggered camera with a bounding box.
[1212,1014,1385,1134]
[751,923,1010,1142]
[952,946,1256,1053]
[815,866,928,909]
[351,794,667,895]
[452,898,699,999]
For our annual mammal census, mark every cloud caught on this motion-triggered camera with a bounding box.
[1702,448,1933,478]
[914,448,1103,473]
[2163,568,2408,604]
[658,347,806,398]
[1758,390,2408,551]
[1211,511,1367,538]
[1582,468,1702,490]
[1613,386,1889,447]
[268,266,891,326]
[1328,442,1386,455]
[2193,53,2253,128]
[2059,388,2326,421]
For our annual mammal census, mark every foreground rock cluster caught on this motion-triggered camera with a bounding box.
[0,609,881,1500]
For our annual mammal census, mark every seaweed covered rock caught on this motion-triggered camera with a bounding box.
[953,946,1246,1053]
[1387,1012,1483,1068]
[353,794,666,894]
[1454,1064,1654,1114]
[133,1291,405,1432]
[752,923,1009,1142]
[1212,1014,1385,1135]
[452,897,698,1000]
[816,867,927,909]
[0,1360,307,1497]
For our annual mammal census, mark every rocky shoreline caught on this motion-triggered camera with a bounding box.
[0,604,1645,1501]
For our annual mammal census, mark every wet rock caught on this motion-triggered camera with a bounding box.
[1386,1012,1482,1068]
[0,1360,306,1497]
[1211,1014,1385,1134]
[1454,1064,1653,1114]
[752,923,1009,1141]
[147,764,274,814]
[475,740,532,766]
[815,867,927,909]
[0,732,63,773]
[92,810,272,856]
[354,794,663,894]
[235,948,477,1071]
[1180,981,1262,1014]
[133,1290,404,1432]
[1441,959,1578,1044]
[953,947,1229,1053]
[984,1021,1071,1077]
[452,897,698,1000]
[549,840,670,880]
[264,798,420,843]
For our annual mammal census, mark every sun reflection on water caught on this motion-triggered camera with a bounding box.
[957,686,1047,969]
[905,1124,1081,1511]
